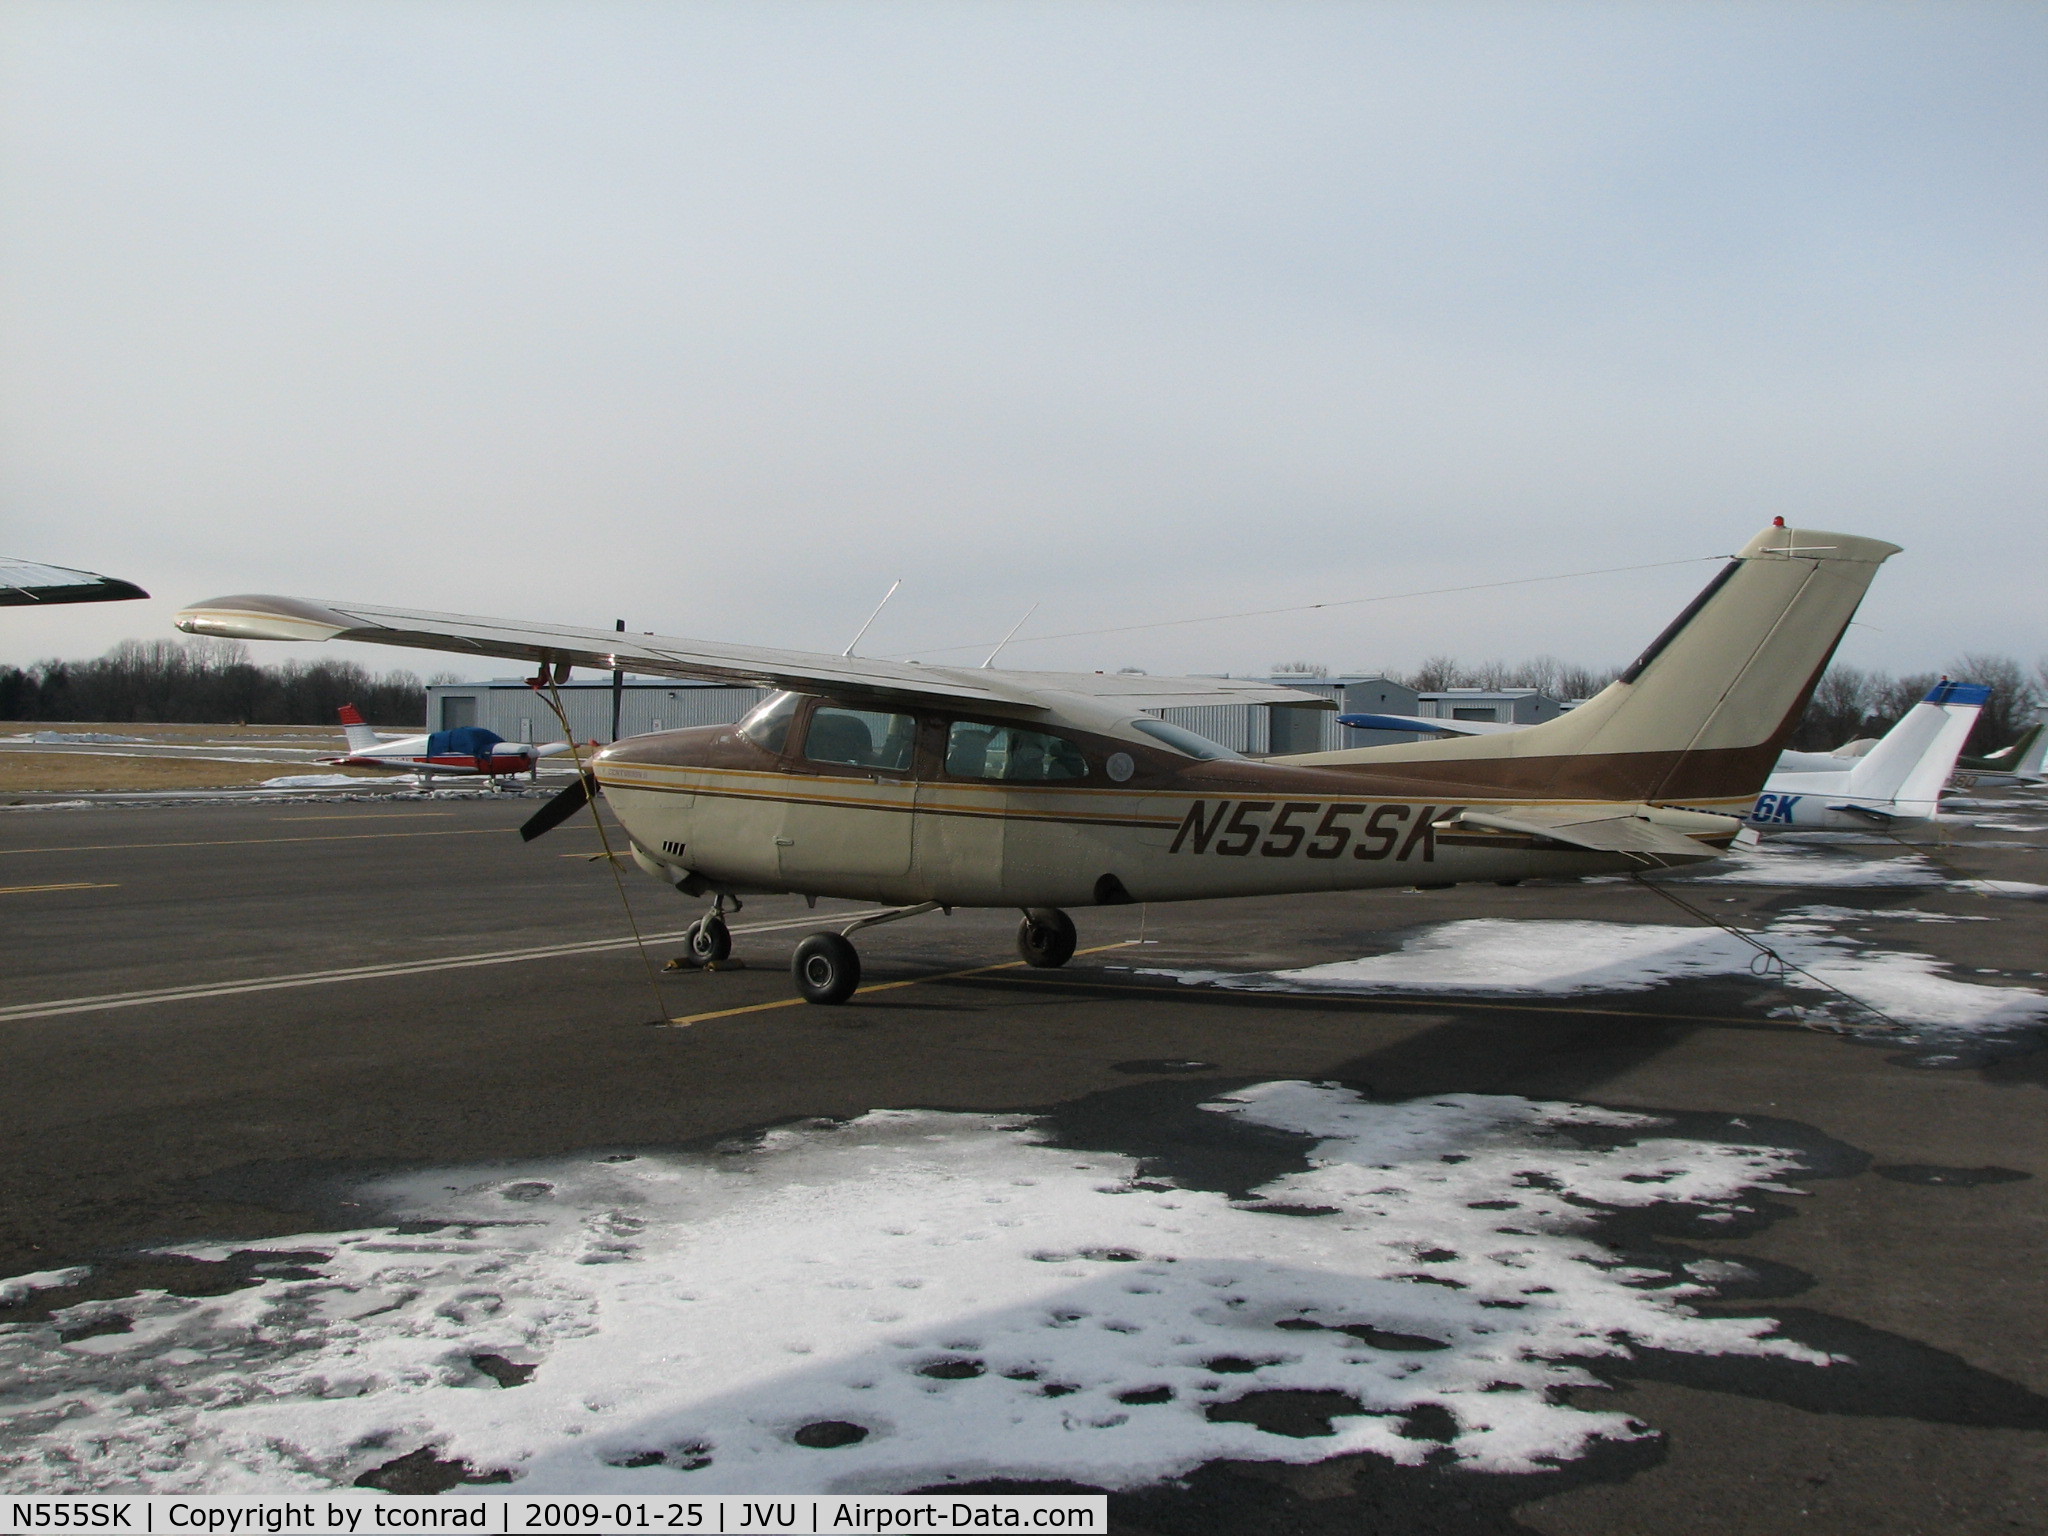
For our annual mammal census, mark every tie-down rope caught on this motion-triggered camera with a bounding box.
[1626,869,1904,1035]
[535,672,675,1026]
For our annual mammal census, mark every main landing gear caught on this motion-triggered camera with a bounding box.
[1016,908,1076,967]
[784,902,1078,1005]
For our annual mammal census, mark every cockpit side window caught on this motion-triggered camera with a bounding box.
[1129,717,1243,761]
[804,706,917,773]
[945,722,1089,781]
[737,691,803,754]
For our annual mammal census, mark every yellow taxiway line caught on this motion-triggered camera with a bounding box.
[0,881,120,895]
[664,941,1143,1028]
[0,908,896,1023]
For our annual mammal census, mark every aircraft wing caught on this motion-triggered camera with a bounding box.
[2,558,149,607]
[173,594,1331,715]
[1440,805,1734,866]
[1336,712,1526,736]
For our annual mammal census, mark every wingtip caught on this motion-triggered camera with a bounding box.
[174,594,354,642]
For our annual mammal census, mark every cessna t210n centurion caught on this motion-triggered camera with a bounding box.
[177,523,1898,1004]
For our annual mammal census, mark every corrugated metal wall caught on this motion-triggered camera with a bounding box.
[426,682,1385,757]
[426,683,770,743]
[1148,704,1270,755]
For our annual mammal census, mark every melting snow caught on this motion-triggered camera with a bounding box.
[1,1089,1830,1494]
[260,774,397,789]
[1153,918,2046,1036]
[1671,843,1943,888]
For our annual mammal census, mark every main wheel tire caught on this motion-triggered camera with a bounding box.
[791,932,861,1004]
[1016,908,1077,968]
[688,915,732,965]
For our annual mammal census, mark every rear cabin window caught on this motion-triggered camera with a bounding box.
[946,722,1089,782]
[1129,717,1243,761]
[737,691,802,753]
[804,706,917,773]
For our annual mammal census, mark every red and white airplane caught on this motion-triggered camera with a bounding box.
[328,704,573,784]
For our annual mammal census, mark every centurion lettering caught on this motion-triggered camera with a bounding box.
[1168,801,1456,861]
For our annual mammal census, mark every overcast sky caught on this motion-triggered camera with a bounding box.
[3,1,2043,684]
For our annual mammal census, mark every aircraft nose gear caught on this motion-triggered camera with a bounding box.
[1017,908,1077,967]
[685,914,732,966]
[792,932,861,1004]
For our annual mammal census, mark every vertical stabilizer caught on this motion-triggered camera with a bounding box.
[337,703,383,754]
[2014,719,2048,780]
[1284,523,1902,808]
[1841,681,1986,814]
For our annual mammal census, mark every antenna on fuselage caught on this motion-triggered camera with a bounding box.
[843,579,903,657]
[982,603,1038,668]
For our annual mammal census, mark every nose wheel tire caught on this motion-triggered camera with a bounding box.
[686,915,732,966]
[1017,908,1077,968]
[792,932,862,1004]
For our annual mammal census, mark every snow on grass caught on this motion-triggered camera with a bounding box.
[1152,917,2046,1037]
[260,774,397,788]
[0,1091,1826,1494]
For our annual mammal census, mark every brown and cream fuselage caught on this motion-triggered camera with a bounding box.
[599,694,1747,910]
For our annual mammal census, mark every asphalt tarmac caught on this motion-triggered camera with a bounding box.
[2,791,2045,1532]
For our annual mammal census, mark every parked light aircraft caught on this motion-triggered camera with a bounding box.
[328,703,572,783]
[178,522,1897,1003]
[2,558,148,607]
[1955,711,2048,787]
[1744,680,1984,829]
[1346,677,1984,832]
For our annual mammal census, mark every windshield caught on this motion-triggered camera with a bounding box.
[736,691,802,753]
[1129,717,1243,761]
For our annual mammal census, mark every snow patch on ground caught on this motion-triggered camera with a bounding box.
[1962,880,2048,900]
[4,732,149,744]
[1149,918,2046,1036]
[1674,842,1944,888]
[260,774,397,789]
[1,1090,1825,1494]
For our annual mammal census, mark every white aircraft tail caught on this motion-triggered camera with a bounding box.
[1285,522,1901,808]
[1841,681,1985,813]
[336,703,384,754]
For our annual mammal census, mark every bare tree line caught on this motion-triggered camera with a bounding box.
[5,635,2044,753]
[1382,652,2046,754]
[0,638,438,727]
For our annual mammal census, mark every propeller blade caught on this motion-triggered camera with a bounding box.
[520,770,598,842]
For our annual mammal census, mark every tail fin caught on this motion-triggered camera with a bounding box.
[1841,681,1984,813]
[1977,720,2045,773]
[337,703,382,754]
[2015,720,2048,779]
[1284,523,1901,808]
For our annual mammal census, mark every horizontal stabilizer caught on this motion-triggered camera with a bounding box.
[1440,805,1735,866]
[1336,712,1524,737]
[1825,802,1897,823]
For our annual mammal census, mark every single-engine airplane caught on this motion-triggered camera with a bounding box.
[1744,679,1983,830]
[327,703,573,784]
[177,522,1898,1004]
